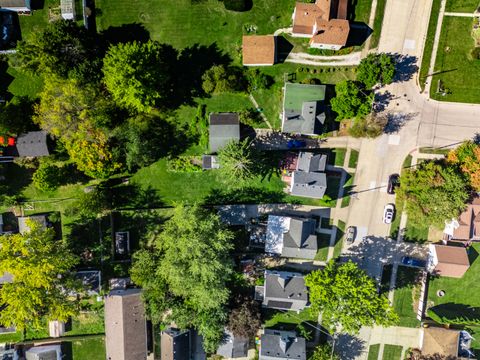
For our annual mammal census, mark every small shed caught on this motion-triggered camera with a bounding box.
[25,345,62,360]
[60,0,75,20]
[209,113,240,153]
[74,270,101,296]
[15,131,50,157]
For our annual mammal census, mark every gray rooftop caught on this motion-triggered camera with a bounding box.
[18,215,48,234]
[282,218,318,259]
[259,329,306,360]
[209,113,240,153]
[263,270,308,311]
[297,152,327,173]
[202,155,220,170]
[291,171,327,199]
[216,329,249,358]
[0,0,30,9]
[15,131,49,157]
[105,288,148,360]
[25,345,61,360]
[161,328,191,360]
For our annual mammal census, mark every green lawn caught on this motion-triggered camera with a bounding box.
[380,264,393,294]
[445,0,480,12]
[332,220,346,259]
[340,172,355,208]
[66,311,105,336]
[67,337,106,360]
[369,0,388,49]
[368,344,380,360]
[315,233,331,261]
[404,221,429,243]
[333,148,347,167]
[466,326,480,357]
[382,344,403,360]
[419,0,441,91]
[393,266,421,328]
[430,16,480,103]
[352,0,374,24]
[427,243,480,322]
[348,149,359,168]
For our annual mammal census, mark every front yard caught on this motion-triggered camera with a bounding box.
[393,266,421,328]
[430,16,480,103]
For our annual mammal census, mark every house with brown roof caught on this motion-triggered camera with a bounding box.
[105,288,148,360]
[444,196,480,242]
[427,244,470,278]
[291,0,350,50]
[242,35,277,66]
[421,327,460,358]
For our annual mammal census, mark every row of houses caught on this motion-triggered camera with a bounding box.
[0,0,75,19]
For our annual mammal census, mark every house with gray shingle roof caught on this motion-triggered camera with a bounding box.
[216,329,249,358]
[265,215,318,259]
[259,270,308,312]
[209,113,240,153]
[15,131,50,157]
[282,83,326,136]
[259,329,306,360]
[289,152,327,199]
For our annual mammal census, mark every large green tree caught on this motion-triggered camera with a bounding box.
[0,220,78,330]
[130,204,234,352]
[201,65,244,95]
[305,261,398,334]
[217,139,257,184]
[446,140,480,191]
[0,97,35,136]
[102,41,177,112]
[357,53,396,89]
[330,80,373,121]
[11,20,100,80]
[310,343,340,360]
[397,160,470,227]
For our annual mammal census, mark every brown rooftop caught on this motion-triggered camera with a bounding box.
[422,327,459,357]
[311,19,350,46]
[292,2,329,34]
[433,245,470,278]
[453,197,480,240]
[242,35,276,65]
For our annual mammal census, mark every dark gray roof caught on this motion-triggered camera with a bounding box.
[283,98,326,136]
[260,329,306,360]
[216,330,249,358]
[105,289,147,360]
[161,328,191,360]
[15,131,49,157]
[0,272,13,284]
[18,215,48,234]
[263,270,308,311]
[282,218,318,259]
[297,152,327,172]
[74,270,101,295]
[25,345,61,360]
[291,171,327,199]
[209,113,240,153]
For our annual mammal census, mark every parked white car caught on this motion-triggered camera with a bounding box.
[383,204,395,224]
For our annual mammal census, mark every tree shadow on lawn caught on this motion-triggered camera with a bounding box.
[203,186,297,205]
[276,36,294,63]
[174,43,232,106]
[0,60,14,102]
[100,23,151,45]
[428,303,480,324]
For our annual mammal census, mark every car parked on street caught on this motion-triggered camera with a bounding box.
[383,204,395,224]
[346,226,356,244]
[401,256,426,268]
[387,173,400,194]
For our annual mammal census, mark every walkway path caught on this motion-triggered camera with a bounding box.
[444,11,480,17]
[424,0,446,96]
[285,51,362,66]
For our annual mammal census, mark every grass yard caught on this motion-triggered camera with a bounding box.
[403,221,429,243]
[263,308,317,330]
[65,337,106,360]
[332,148,347,167]
[369,0,388,49]
[340,172,355,208]
[419,0,441,91]
[427,243,480,322]
[367,344,380,360]
[393,266,421,328]
[380,264,393,294]
[382,344,403,360]
[351,0,374,24]
[332,219,346,259]
[315,233,331,261]
[348,149,359,168]
[466,326,480,357]
[96,0,294,63]
[430,16,480,103]
[445,0,480,12]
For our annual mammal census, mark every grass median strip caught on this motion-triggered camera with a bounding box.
[419,0,441,92]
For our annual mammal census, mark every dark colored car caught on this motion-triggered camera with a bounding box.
[387,173,400,194]
[287,139,307,149]
[401,256,426,268]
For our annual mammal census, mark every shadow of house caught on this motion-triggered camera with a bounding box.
[345,22,371,47]
[0,10,21,50]
[276,35,294,63]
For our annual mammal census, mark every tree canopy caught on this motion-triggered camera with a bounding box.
[357,53,396,89]
[397,160,470,227]
[0,220,78,330]
[227,296,261,339]
[330,80,373,121]
[201,65,244,95]
[102,41,177,112]
[130,204,234,352]
[305,260,398,334]
[217,139,257,184]
[11,20,100,81]
[309,343,340,360]
[446,140,480,191]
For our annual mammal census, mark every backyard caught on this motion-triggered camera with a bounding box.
[393,266,421,328]
[430,16,480,103]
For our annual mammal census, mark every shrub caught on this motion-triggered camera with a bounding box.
[166,156,202,173]
[238,108,265,127]
[471,47,480,60]
[32,162,62,192]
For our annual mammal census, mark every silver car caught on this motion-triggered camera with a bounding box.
[346,226,356,244]
[383,204,395,224]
